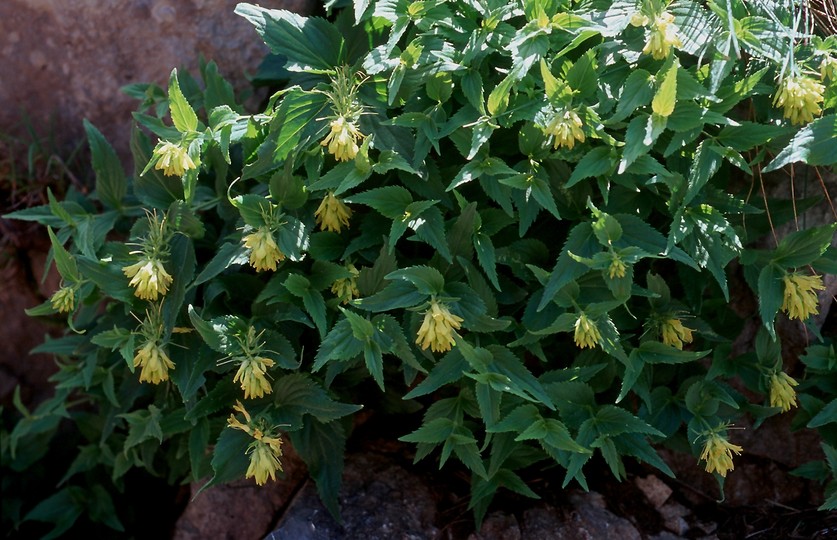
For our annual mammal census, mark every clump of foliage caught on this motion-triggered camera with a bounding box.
[3,0,837,536]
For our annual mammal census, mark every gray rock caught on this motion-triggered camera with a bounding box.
[266,452,439,540]
[520,491,642,540]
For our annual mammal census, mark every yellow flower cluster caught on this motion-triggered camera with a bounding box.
[153,141,196,177]
[227,402,284,486]
[700,431,743,477]
[321,116,363,161]
[781,273,825,320]
[608,257,627,279]
[544,109,585,150]
[242,226,284,272]
[331,263,360,304]
[633,11,681,59]
[123,258,173,301]
[574,312,601,349]
[50,286,76,313]
[769,371,799,412]
[416,299,464,353]
[133,340,175,384]
[315,192,352,233]
[660,318,694,350]
[234,355,276,400]
[773,75,825,125]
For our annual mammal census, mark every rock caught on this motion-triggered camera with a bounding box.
[635,475,673,509]
[520,491,642,540]
[173,443,307,540]
[469,512,521,540]
[658,501,690,536]
[659,447,814,507]
[266,451,439,540]
[0,0,314,161]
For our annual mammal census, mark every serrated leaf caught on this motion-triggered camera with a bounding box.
[652,62,678,117]
[808,398,837,428]
[46,226,79,283]
[757,263,784,339]
[235,4,344,72]
[773,223,837,267]
[386,265,445,296]
[289,419,346,520]
[168,69,198,133]
[566,147,614,188]
[272,373,362,427]
[632,341,710,365]
[609,69,654,123]
[84,120,127,209]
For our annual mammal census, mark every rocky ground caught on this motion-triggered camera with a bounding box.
[171,416,836,540]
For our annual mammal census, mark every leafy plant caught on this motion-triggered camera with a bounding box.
[4,0,837,535]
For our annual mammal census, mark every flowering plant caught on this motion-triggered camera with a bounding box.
[4,0,837,535]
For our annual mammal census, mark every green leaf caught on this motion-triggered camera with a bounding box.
[404,349,468,399]
[46,226,79,283]
[764,115,837,172]
[272,373,362,428]
[349,186,413,218]
[84,120,127,209]
[618,114,656,173]
[198,427,250,495]
[652,62,678,118]
[474,232,501,290]
[235,4,344,72]
[23,487,85,540]
[772,223,837,267]
[566,147,615,188]
[193,243,249,286]
[168,69,199,133]
[258,89,329,173]
[538,223,597,310]
[386,265,445,296]
[593,406,663,437]
[757,263,784,339]
[808,399,837,428]
[632,341,710,365]
[355,279,427,312]
[684,141,724,205]
[609,69,654,123]
[289,420,347,520]
[119,405,164,451]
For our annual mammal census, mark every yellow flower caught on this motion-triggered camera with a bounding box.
[660,318,694,350]
[642,12,682,60]
[242,226,284,272]
[227,401,284,485]
[50,286,75,313]
[133,340,175,384]
[769,371,799,412]
[123,257,173,301]
[781,273,825,320]
[331,263,360,304]
[774,75,825,125]
[415,299,464,353]
[608,257,627,279]
[233,356,276,399]
[315,192,352,233]
[574,312,601,349]
[821,56,837,81]
[246,440,284,485]
[153,141,196,177]
[321,116,363,161]
[544,109,585,150]
[699,431,743,477]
